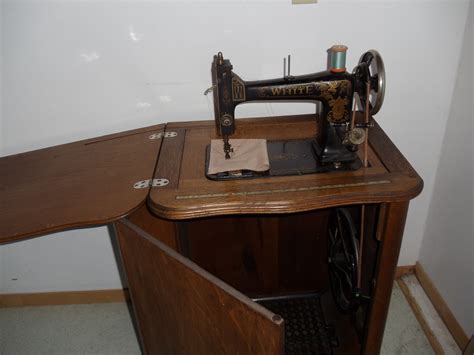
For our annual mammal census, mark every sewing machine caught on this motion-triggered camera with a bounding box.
[0,44,424,355]
[208,45,385,178]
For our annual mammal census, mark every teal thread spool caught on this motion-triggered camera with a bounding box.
[329,45,348,73]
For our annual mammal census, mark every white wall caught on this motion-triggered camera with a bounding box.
[0,227,125,293]
[0,0,469,293]
[0,1,4,293]
[0,0,3,155]
[418,4,473,336]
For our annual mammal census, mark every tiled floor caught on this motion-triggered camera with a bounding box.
[0,283,433,355]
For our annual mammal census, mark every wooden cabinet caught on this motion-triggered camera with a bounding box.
[0,114,423,354]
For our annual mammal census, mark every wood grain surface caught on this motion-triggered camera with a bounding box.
[127,204,179,251]
[0,125,164,244]
[363,201,410,354]
[115,218,285,355]
[180,210,332,296]
[148,114,423,220]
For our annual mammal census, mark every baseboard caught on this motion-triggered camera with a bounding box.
[0,288,130,308]
[397,278,445,354]
[0,267,413,308]
[415,262,469,350]
[396,264,415,279]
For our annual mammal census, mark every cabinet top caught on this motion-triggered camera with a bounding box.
[0,125,165,244]
[0,114,423,243]
[148,114,423,220]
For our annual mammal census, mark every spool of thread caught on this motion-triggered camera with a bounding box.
[328,45,348,73]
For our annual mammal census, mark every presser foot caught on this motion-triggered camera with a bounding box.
[223,136,233,159]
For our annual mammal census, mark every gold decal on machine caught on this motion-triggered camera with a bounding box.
[232,77,246,101]
[271,85,314,96]
[319,81,352,122]
[329,97,349,121]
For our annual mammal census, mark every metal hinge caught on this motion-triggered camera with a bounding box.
[133,178,169,189]
[148,132,178,140]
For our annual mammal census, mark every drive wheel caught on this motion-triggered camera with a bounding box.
[328,208,360,312]
[353,50,385,115]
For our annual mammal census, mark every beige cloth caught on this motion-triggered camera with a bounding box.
[208,139,270,175]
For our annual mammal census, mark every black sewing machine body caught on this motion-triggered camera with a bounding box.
[209,47,384,176]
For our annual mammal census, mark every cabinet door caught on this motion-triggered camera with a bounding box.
[115,219,284,355]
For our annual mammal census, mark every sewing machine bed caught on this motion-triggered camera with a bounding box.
[205,138,362,180]
[147,113,422,220]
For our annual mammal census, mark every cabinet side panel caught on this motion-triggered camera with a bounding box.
[364,201,410,354]
[114,219,284,355]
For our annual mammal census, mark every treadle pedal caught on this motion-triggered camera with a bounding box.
[255,293,339,355]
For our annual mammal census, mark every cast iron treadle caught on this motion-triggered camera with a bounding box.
[255,293,337,355]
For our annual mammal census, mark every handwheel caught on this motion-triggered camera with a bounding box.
[328,208,360,312]
[353,50,386,115]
